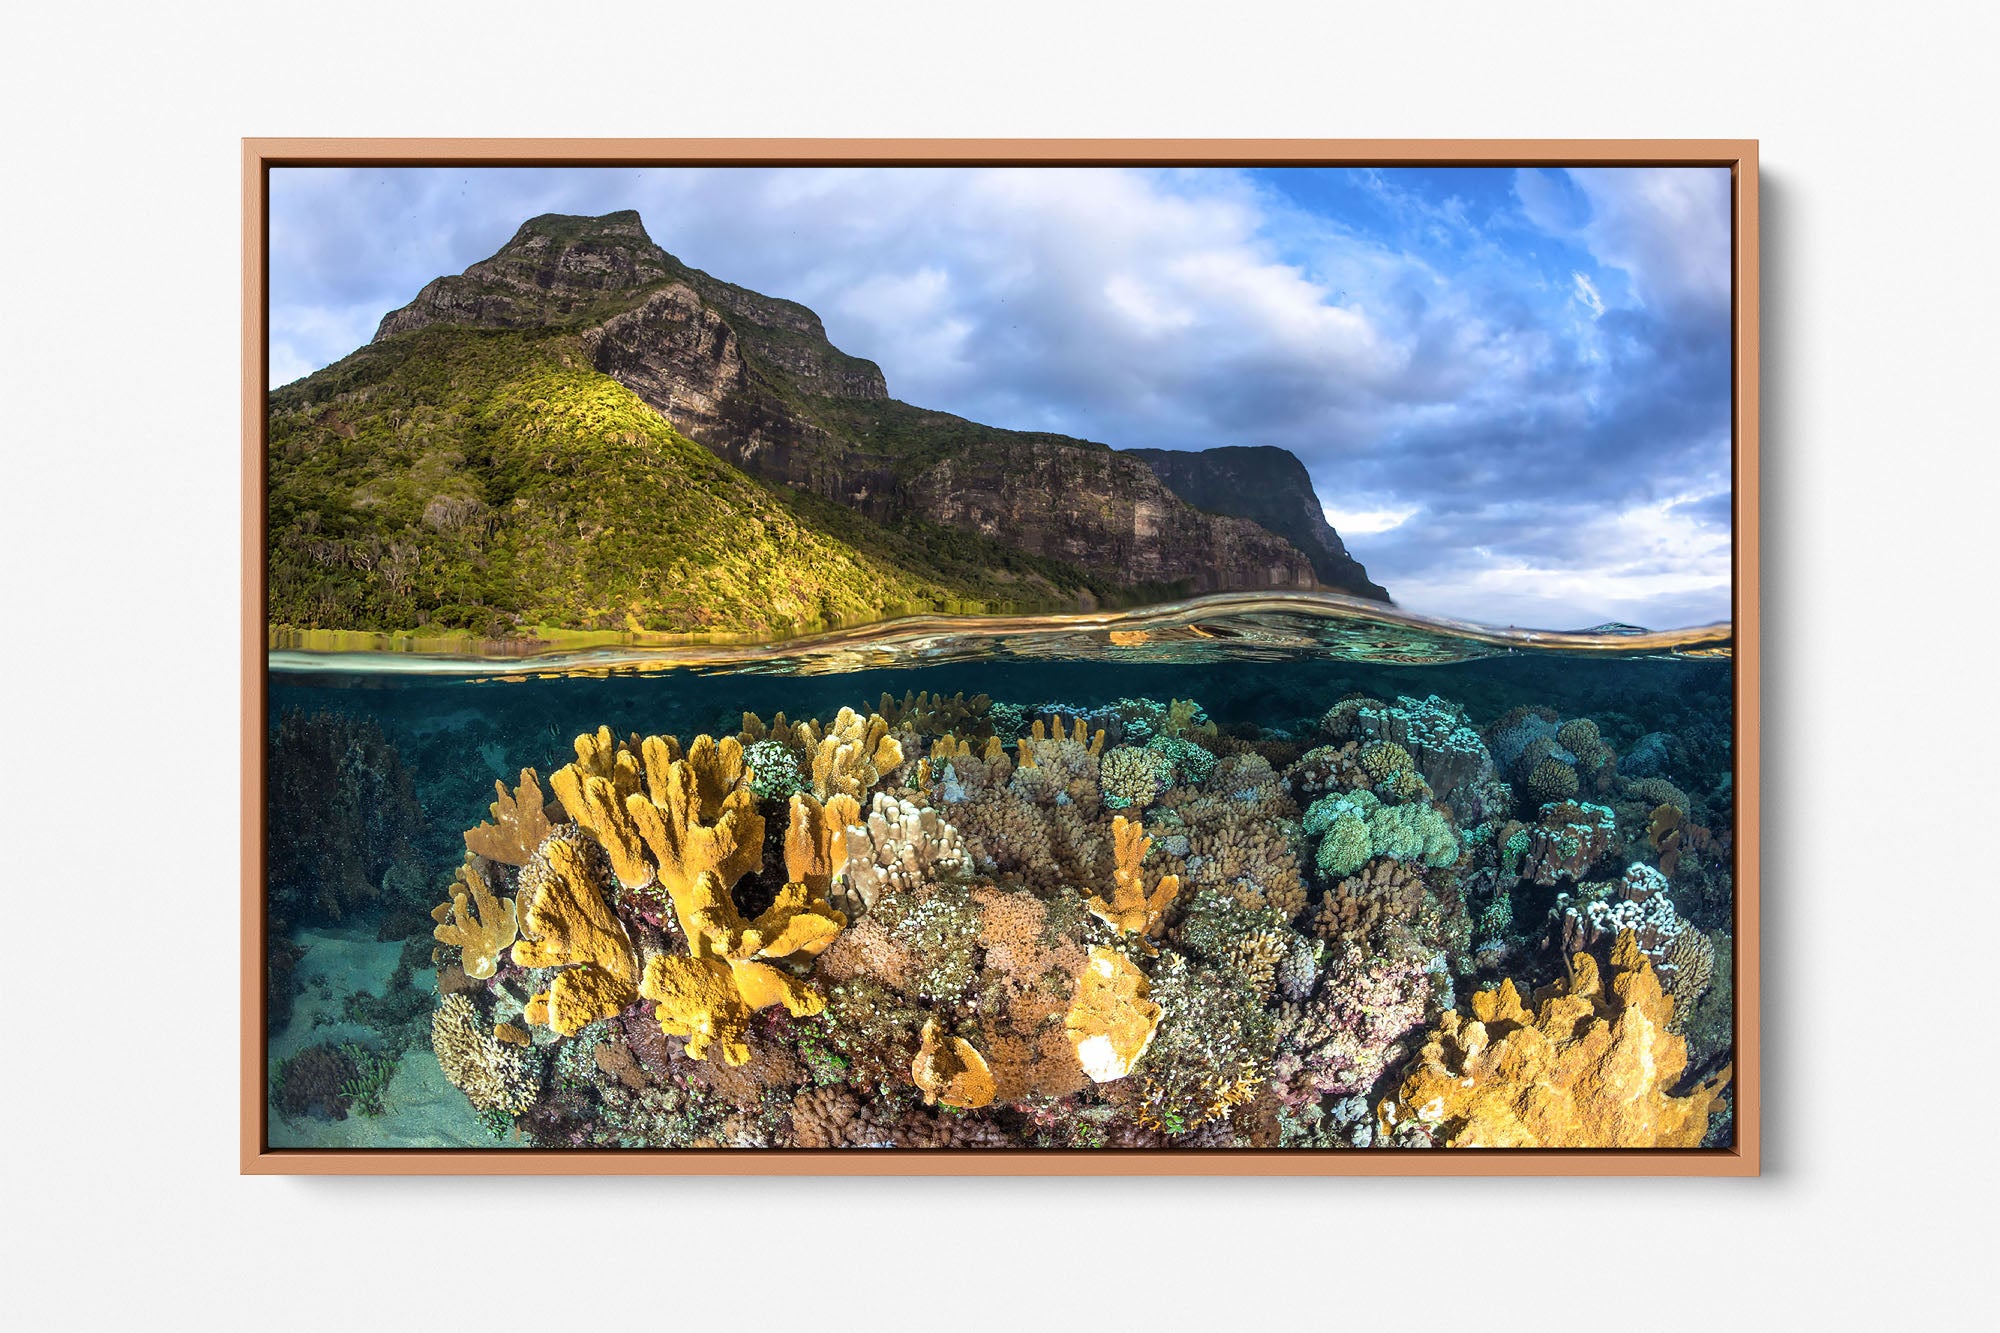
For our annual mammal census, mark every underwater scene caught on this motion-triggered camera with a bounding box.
[262,604,1736,1153]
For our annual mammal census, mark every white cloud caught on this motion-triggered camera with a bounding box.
[1572,271,1605,316]
[1323,504,1418,535]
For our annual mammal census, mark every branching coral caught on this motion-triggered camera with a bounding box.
[1311,856,1425,949]
[640,737,765,891]
[1380,932,1730,1148]
[511,829,639,1035]
[464,768,558,865]
[1084,816,1180,938]
[430,859,518,980]
[1172,887,1293,1002]
[1100,744,1173,810]
[431,994,541,1115]
[877,690,993,740]
[638,783,848,1067]
[547,728,658,889]
[783,791,861,901]
[1125,952,1276,1134]
[838,791,970,915]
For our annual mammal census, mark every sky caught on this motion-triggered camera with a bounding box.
[270,164,1734,630]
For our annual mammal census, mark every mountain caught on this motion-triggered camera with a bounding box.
[266,330,1101,638]
[1123,446,1389,601]
[270,210,1389,640]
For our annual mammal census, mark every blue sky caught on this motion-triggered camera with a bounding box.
[270,165,1733,630]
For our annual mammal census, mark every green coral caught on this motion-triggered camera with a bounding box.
[336,1043,398,1117]
[1305,788,1457,879]
[1369,803,1460,868]
[1144,733,1216,787]
[742,738,806,800]
[1315,812,1375,880]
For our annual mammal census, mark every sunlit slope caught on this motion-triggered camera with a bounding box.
[267,327,1093,638]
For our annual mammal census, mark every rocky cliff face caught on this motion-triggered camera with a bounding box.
[1124,445,1389,601]
[373,211,1340,600]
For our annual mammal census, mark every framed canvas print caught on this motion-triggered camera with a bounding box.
[243,139,1758,1174]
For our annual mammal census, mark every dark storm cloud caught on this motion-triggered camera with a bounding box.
[270,165,1734,629]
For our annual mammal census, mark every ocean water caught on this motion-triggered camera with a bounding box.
[262,596,1736,1152]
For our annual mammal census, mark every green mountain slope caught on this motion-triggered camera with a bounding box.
[267,327,1093,639]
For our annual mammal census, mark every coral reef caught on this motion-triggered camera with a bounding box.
[511,829,640,1035]
[1272,935,1431,1105]
[1084,816,1181,939]
[1381,933,1730,1148]
[379,676,1732,1154]
[838,791,969,915]
[1506,800,1618,884]
[266,709,425,929]
[912,1019,997,1108]
[1065,947,1161,1081]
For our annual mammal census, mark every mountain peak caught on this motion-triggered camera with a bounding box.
[505,208,654,249]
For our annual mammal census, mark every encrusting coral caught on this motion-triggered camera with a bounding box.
[1380,932,1730,1148]
[912,1018,998,1108]
[1064,946,1162,1082]
[430,859,518,980]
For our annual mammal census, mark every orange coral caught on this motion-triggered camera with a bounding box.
[548,728,662,889]
[510,832,638,1035]
[1382,931,1730,1148]
[1084,815,1180,938]
[912,1018,997,1109]
[464,768,557,865]
[430,859,518,980]
[629,734,765,900]
[784,791,861,900]
[1065,946,1162,1082]
[639,867,846,1066]
[806,707,905,801]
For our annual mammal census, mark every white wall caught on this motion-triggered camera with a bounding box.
[5,2,1991,1327]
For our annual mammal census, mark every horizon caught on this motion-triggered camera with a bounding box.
[271,166,1733,631]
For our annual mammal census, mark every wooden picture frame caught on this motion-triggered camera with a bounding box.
[243,138,1758,1175]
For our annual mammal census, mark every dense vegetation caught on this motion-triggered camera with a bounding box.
[266,328,1085,638]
